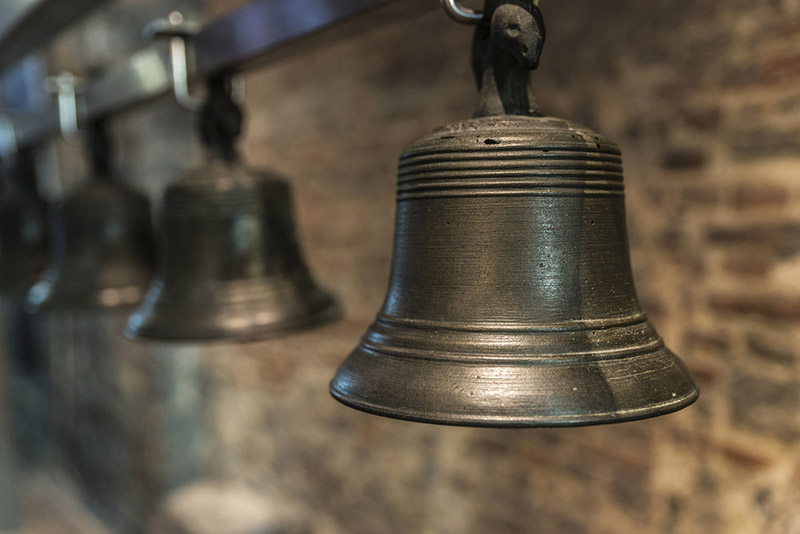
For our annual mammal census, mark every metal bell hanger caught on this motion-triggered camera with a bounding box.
[25,73,155,312]
[0,115,19,163]
[144,11,244,112]
[126,17,339,341]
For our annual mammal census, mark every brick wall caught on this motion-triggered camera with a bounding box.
[28,0,800,533]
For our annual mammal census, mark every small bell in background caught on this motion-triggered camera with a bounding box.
[0,150,51,455]
[0,150,50,296]
[125,75,339,341]
[25,119,156,313]
[0,149,51,378]
[330,0,698,427]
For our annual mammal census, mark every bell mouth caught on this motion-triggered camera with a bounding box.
[125,302,341,343]
[24,271,152,314]
[330,318,699,428]
[124,279,340,342]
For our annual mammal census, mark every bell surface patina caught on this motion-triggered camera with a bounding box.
[330,0,698,427]
[125,76,339,341]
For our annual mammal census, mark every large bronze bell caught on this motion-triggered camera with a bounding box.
[0,151,50,295]
[25,121,155,312]
[330,1,698,427]
[125,77,339,341]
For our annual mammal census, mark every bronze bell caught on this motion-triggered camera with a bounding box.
[125,77,339,341]
[330,1,698,427]
[0,151,50,295]
[25,121,155,312]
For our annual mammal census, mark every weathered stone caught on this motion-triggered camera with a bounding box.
[686,364,719,387]
[661,148,709,170]
[746,334,797,365]
[657,228,686,249]
[706,223,800,258]
[729,126,800,159]
[21,472,112,534]
[150,482,303,534]
[731,373,800,441]
[722,252,772,277]
[720,444,773,470]
[777,93,800,114]
[760,52,800,84]
[683,329,729,353]
[680,185,720,206]
[734,184,788,210]
[681,106,722,131]
[710,293,800,322]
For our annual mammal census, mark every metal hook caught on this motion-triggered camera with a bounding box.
[145,12,246,110]
[167,37,246,108]
[145,11,204,110]
[441,0,483,24]
[45,72,83,141]
[441,0,540,24]
[168,34,203,110]
[0,116,19,162]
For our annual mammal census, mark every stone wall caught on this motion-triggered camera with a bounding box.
[20,0,800,533]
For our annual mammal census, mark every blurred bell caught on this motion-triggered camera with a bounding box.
[0,151,50,295]
[125,76,339,341]
[330,1,698,427]
[25,121,155,312]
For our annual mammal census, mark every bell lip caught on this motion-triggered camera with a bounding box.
[329,334,700,428]
[329,384,699,428]
[23,294,144,315]
[123,299,341,343]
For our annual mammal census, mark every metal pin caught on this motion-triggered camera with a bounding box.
[45,73,83,141]
[0,115,18,161]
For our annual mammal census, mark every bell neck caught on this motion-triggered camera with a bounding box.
[475,60,542,117]
[86,119,115,183]
[178,149,251,191]
[199,148,244,175]
[472,1,546,118]
[199,74,243,164]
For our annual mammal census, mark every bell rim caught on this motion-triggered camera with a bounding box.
[329,337,700,428]
[26,300,142,315]
[24,288,148,314]
[124,298,341,343]
[329,385,699,428]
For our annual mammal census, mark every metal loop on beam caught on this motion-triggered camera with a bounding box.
[440,0,483,24]
[45,72,82,140]
[441,0,540,25]
[0,115,18,161]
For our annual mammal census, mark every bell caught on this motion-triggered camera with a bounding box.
[0,151,50,295]
[330,0,698,427]
[125,77,339,341]
[25,121,155,312]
